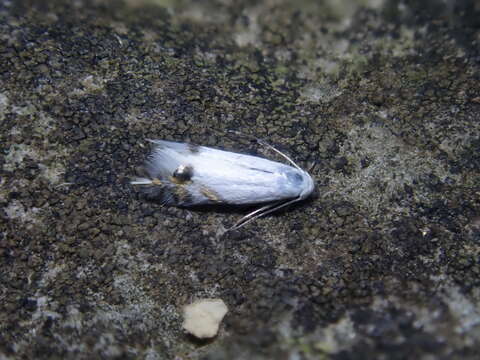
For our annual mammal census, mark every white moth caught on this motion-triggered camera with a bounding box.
[131,139,315,230]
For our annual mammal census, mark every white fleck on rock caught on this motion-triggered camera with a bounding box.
[182,299,228,339]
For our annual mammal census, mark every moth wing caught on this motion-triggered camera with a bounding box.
[145,139,281,180]
[142,140,305,206]
[186,150,304,205]
[197,145,287,174]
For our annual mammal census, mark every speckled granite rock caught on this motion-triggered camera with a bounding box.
[1,0,479,359]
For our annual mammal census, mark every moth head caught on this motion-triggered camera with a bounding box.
[298,170,315,200]
[285,169,315,200]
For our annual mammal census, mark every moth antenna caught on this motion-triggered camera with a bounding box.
[227,130,302,171]
[257,139,302,171]
[227,197,301,232]
[232,202,282,230]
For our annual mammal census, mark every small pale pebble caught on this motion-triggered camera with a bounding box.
[182,299,228,339]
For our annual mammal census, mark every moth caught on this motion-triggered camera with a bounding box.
[131,139,315,230]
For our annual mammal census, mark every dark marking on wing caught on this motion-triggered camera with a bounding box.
[188,143,200,153]
[247,167,275,174]
[172,185,194,206]
[152,178,162,185]
[286,171,304,185]
[200,186,222,203]
[172,164,194,183]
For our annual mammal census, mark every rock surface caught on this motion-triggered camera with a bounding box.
[1,0,479,359]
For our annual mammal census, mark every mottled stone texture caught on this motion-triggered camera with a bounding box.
[1,0,479,359]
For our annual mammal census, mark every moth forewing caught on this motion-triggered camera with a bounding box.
[131,139,315,230]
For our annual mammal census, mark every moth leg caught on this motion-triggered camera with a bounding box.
[228,197,302,231]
